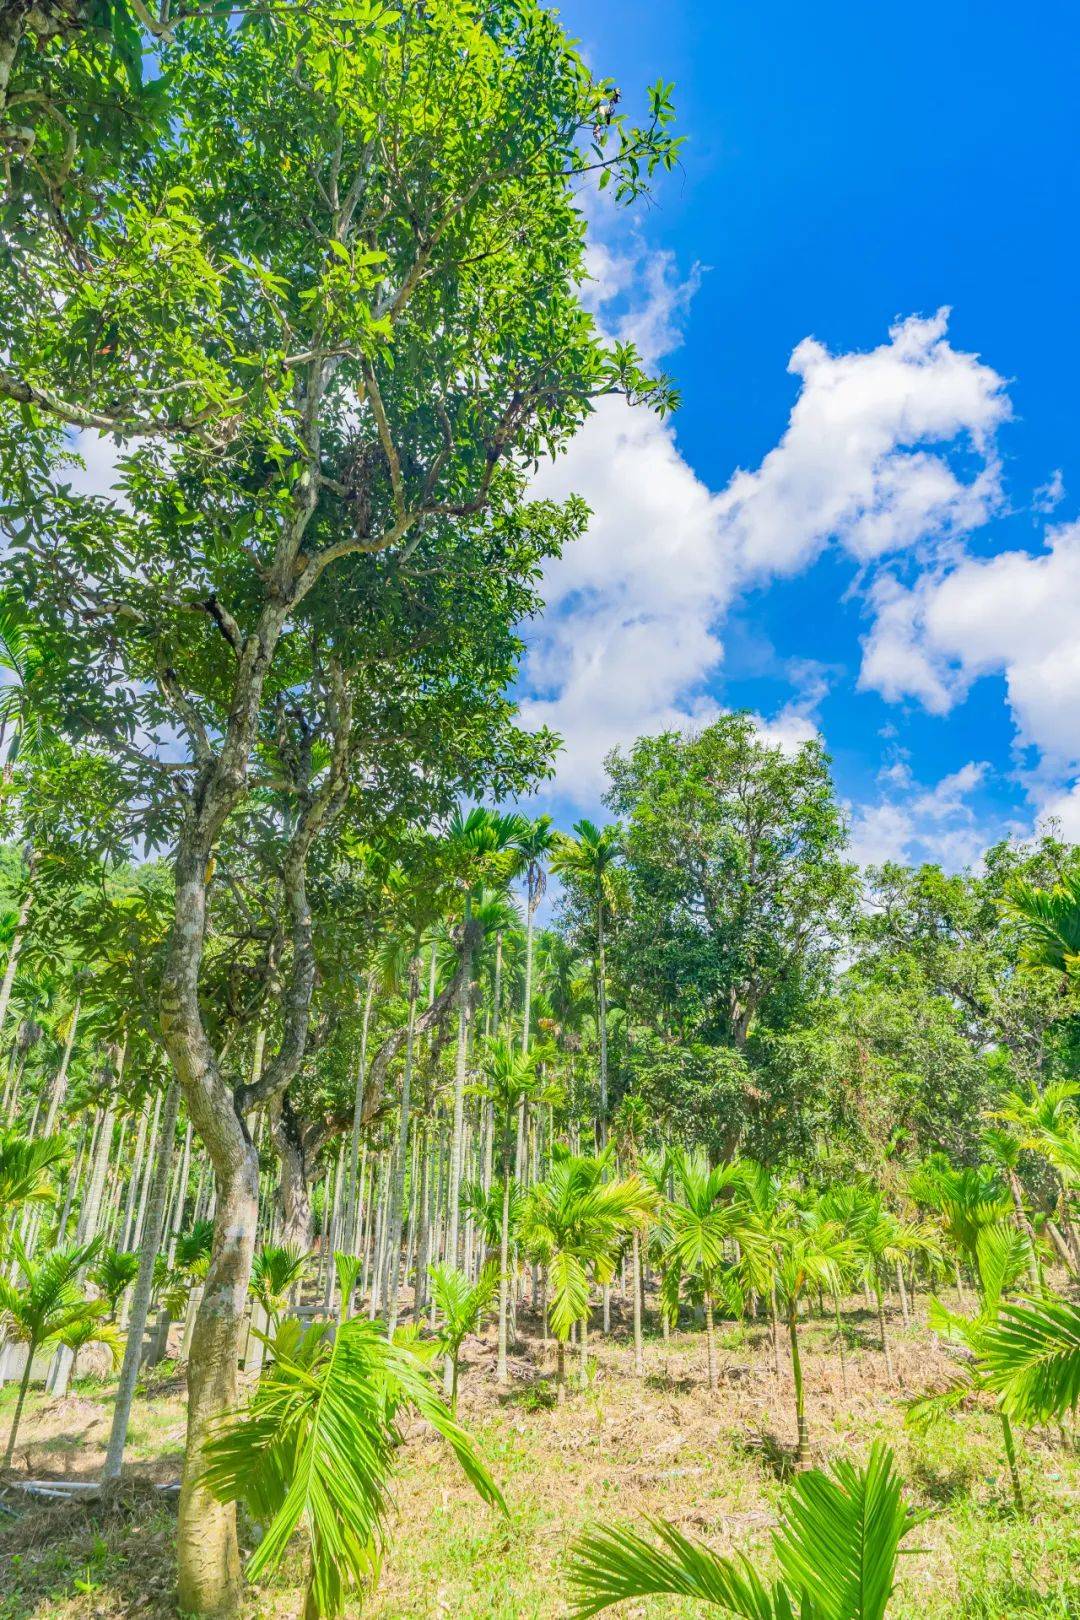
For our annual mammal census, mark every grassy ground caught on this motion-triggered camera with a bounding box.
[1,1298,1078,1619]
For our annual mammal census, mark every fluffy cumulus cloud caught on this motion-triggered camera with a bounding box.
[523,260,1013,804]
[846,759,995,870]
[858,521,1080,827]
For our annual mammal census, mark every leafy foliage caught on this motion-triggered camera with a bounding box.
[203,1315,505,1617]
[568,1442,925,1619]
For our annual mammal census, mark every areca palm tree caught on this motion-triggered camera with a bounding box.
[203,1314,505,1619]
[992,1081,1080,1269]
[90,1247,141,1320]
[981,1290,1080,1423]
[854,1197,941,1382]
[0,1234,103,1464]
[551,820,621,1146]
[443,808,528,1274]
[908,1219,1035,1513]
[510,814,556,1056]
[0,1128,66,1255]
[520,1146,654,1394]
[569,1441,925,1619]
[428,1260,501,1412]
[249,1244,308,1332]
[770,1217,857,1468]
[1003,870,1080,976]
[61,1308,123,1384]
[662,1152,760,1391]
[476,1037,552,1382]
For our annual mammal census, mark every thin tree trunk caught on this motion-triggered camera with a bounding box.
[446,897,473,1272]
[119,1096,150,1254]
[788,1308,809,1469]
[42,996,80,1137]
[596,898,608,1147]
[386,968,418,1335]
[877,1287,895,1383]
[632,1230,644,1378]
[3,1339,36,1467]
[0,886,31,1049]
[496,1152,512,1383]
[342,975,375,1251]
[102,1082,181,1480]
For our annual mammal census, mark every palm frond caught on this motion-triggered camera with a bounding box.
[981,1294,1080,1422]
[774,1444,927,1620]
[570,1443,923,1619]
[204,1316,504,1617]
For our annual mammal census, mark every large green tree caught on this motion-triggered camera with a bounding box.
[606,715,855,1052]
[2,6,679,1609]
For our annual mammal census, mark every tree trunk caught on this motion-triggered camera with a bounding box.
[119,1094,150,1255]
[386,968,418,1335]
[42,996,80,1137]
[446,897,473,1272]
[705,1291,716,1390]
[832,1293,848,1398]
[877,1287,895,1383]
[1006,1170,1042,1289]
[632,1231,644,1378]
[579,1304,589,1389]
[1000,1411,1025,1515]
[342,975,375,1251]
[788,1308,808,1469]
[596,898,608,1148]
[102,1081,181,1480]
[496,1154,512,1384]
[3,1338,36,1467]
[178,1153,259,1617]
[0,886,31,1049]
[270,1095,314,1253]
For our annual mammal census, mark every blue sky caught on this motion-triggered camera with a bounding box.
[519,0,1080,868]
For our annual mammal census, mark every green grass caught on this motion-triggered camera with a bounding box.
[1,1309,1078,1618]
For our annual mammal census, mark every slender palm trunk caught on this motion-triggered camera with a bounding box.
[1007,1170,1042,1289]
[895,1260,910,1327]
[788,1307,809,1469]
[632,1230,644,1378]
[386,968,418,1336]
[0,886,31,1049]
[1000,1411,1025,1515]
[496,1152,512,1383]
[42,996,80,1137]
[342,975,375,1251]
[446,896,473,1273]
[522,888,536,1056]
[705,1291,716,1390]
[596,899,608,1148]
[579,1305,589,1388]
[876,1283,895,1382]
[832,1293,848,1397]
[3,1336,37,1466]
[102,1081,181,1480]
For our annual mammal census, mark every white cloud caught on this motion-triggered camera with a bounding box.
[714,309,1008,581]
[846,759,992,871]
[526,287,1012,808]
[1034,468,1065,514]
[859,520,1080,770]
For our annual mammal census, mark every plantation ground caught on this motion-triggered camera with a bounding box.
[1,1299,1078,1620]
